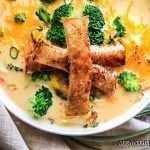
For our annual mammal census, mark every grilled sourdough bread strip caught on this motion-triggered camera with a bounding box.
[25,41,51,73]
[33,41,117,95]
[32,41,125,70]
[90,44,125,66]
[62,17,93,116]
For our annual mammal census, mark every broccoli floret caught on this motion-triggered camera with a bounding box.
[51,4,73,23]
[30,86,53,118]
[40,0,56,4]
[88,28,104,45]
[47,22,66,45]
[83,5,105,29]
[35,7,50,24]
[83,5,105,45]
[14,13,27,23]
[118,71,141,92]
[113,17,126,37]
[46,4,74,45]
[31,71,50,82]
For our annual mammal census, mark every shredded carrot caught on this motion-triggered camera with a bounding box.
[0,76,5,84]
[86,111,98,122]
[141,85,150,91]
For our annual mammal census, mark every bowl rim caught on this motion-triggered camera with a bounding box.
[0,87,150,136]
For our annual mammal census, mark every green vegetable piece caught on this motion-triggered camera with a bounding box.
[83,5,105,29]
[118,71,141,92]
[36,26,43,31]
[10,46,19,59]
[51,4,73,23]
[0,28,4,37]
[83,5,105,45]
[46,4,74,45]
[113,17,126,37]
[35,7,50,24]
[88,28,104,45]
[6,63,23,72]
[40,0,56,4]
[89,93,95,102]
[30,86,53,118]
[31,71,50,82]
[14,13,27,23]
[47,22,66,45]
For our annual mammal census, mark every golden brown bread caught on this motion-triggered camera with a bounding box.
[25,41,51,73]
[92,65,117,96]
[90,44,125,66]
[62,17,92,116]
[32,41,117,96]
[33,42,69,72]
[33,41,125,73]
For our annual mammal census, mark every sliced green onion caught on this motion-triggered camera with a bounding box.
[113,16,126,37]
[35,7,50,24]
[14,13,27,23]
[36,26,43,31]
[10,47,19,59]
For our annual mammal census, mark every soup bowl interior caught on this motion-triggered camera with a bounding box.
[0,87,149,136]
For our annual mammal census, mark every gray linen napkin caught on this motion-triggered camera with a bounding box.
[0,102,29,150]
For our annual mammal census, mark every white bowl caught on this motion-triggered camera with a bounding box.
[0,87,150,136]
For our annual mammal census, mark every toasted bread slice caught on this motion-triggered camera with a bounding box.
[25,41,51,73]
[62,17,92,116]
[33,41,117,96]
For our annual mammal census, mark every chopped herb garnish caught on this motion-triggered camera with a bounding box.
[10,47,19,59]
[6,63,23,72]
[40,0,56,4]
[31,32,36,44]
[83,124,88,128]
[0,28,4,37]
[89,118,99,127]
[48,118,54,124]
[113,17,126,37]
[35,7,50,24]
[36,26,43,31]
[90,89,104,102]
[14,13,27,23]
[31,71,50,82]
[89,93,95,102]
[84,110,99,128]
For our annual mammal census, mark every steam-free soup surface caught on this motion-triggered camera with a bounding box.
[0,0,149,127]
